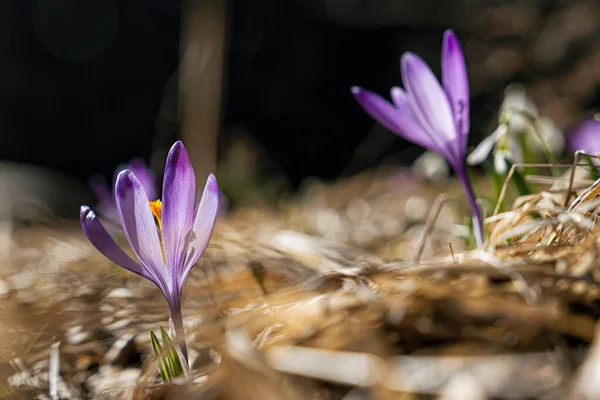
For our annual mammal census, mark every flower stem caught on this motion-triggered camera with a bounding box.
[455,163,484,248]
[170,308,189,364]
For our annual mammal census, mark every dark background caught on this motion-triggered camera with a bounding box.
[1,0,600,188]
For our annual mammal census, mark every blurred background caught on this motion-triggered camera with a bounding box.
[1,0,600,217]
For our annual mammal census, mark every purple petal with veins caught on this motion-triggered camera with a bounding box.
[81,141,220,363]
[115,170,170,295]
[80,205,150,279]
[128,159,157,202]
[389,86,445,154]
[350,30,483,246]
[180,173,220,287]
[90,175,112,206]
[351,86,440,153]
[161,141,196,290]
[442,29,470,149]
[568,118,600,154]
[402,52,459,162]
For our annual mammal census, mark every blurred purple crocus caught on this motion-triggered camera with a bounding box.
[351,29,483,246]
[568,117,600,155]
[90,159,157,225]
[81,141,220,361]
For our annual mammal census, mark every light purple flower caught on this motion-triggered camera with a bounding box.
[80,141,220,360]
[351,29,483,246]
[90,159,157,224]
[568,117,600,155]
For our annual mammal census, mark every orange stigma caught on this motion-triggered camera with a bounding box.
[149,200,163,231]
[149,200,166,262]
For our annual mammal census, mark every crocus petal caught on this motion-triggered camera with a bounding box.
[442,29,470,147]
[89,175,112,205]
[402,52,459,161]
[389,87,443,153]
[180,174,219,287]
[80,205,152,281]
[115,170,170,293]
[112,163,129,193]
[161,141,196,287]
[89,175,119,221]
[568,118,600,154]
[129,159,157,201]
[351,86,439,153]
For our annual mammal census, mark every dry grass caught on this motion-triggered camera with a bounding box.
[3,165,600,399]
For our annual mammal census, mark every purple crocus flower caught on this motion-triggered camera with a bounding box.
[80,141,220,360]
[90,159,158,225]
[351,29,483,246]
[568,117,600,155]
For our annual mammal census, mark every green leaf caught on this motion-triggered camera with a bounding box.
[465,216,476,249]
[584,155,600,180]
[160,326,184,379]
[150,329,170,382]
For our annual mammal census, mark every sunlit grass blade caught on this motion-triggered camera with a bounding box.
[150,330,170,382]
[160,326,184,379]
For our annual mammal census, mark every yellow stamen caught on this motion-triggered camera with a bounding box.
[149,200,166,263]
[149,200,163,230]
